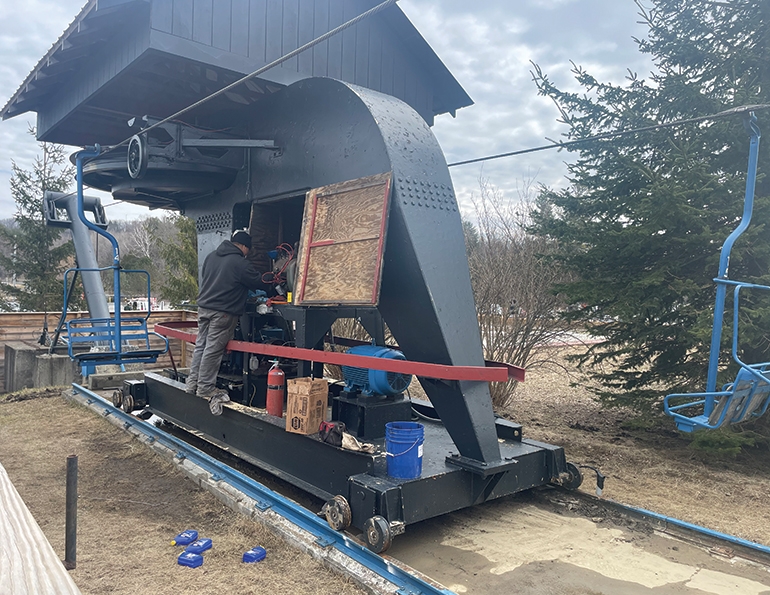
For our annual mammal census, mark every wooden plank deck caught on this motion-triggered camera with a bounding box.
[0,462,81,594]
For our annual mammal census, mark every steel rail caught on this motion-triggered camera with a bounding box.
[550,488,770,565]
[70,383,453,595]
[155,321,525,383]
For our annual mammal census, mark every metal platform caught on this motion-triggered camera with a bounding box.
[144,372,567,534]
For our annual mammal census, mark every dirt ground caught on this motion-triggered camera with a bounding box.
[0,390,366,595]
[1,346,769,595]
[510,345,770,546]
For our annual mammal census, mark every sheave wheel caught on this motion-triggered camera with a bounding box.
[127,134,148,179]
[563,462,583,491]
[363,515,392,554]
[325,495,352,531]
[112,389,123,408]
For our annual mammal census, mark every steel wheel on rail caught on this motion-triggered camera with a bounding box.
[112,389,123,409]
[363,515,392,554]
[121,391,135,413]
[325,495,352,531]
[562,462,583,491]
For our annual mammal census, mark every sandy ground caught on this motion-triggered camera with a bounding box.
[510,346,770,546]
[0,391,365,595]
[389,494,770,595]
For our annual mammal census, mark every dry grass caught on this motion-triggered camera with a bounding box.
[510,345,770,545]
[0,393,366,595]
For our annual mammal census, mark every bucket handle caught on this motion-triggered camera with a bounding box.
[385,440,421,457]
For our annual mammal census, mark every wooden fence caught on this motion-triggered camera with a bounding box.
[0,310,196,389]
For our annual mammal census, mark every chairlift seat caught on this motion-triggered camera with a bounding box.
[664,366,770,432]
[64,316,168,366]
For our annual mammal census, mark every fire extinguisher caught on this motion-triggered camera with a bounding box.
[266,360,285,417]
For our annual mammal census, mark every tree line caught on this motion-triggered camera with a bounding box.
[0,132,198,313]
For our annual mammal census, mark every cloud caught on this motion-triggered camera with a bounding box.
[0,0,654,221]
[399,0,655,214]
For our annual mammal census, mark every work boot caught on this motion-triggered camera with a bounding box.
[208,389,230,416]
[185,378,197,395]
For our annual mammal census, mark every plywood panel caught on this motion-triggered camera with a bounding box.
[294,172,391,306]
[302,241,380,303]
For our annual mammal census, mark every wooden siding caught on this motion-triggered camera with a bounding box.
[149,0,434,121]
[0,310,196,392]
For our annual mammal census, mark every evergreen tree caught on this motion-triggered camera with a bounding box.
[157,214,198,306]
[530,0,770,409]
[0,131,76,312]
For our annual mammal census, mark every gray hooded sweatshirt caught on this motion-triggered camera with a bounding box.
[197,240,266,315]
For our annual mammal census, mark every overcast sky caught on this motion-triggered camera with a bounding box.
[0,0,654,221]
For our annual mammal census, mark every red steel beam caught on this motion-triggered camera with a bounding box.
[155,322,524,383]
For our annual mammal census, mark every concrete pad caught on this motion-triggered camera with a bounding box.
[34,354,80,388]
[4,342,43,393]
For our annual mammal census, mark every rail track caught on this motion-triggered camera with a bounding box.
[70,383,770,595]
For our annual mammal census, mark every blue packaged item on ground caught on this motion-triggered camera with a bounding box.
[171,530,198,546]
[242,546,267,563]
[178,551,203,568]
[184,538,213,554]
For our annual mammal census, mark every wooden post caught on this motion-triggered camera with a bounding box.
[64,455,77,570]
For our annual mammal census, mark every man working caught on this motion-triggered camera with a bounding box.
[186,229,266,415]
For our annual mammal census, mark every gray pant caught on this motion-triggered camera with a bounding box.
[187,307,239,396]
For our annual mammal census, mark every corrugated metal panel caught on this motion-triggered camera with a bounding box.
[0,463,82,595]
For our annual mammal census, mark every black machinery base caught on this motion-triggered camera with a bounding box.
[143,373,569,536]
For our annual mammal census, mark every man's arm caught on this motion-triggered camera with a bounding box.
[240,261,271,292]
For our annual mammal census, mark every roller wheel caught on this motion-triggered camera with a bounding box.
[363,515,392,554]
[127,134,148,179]
[563,462,583,491]
[111,389,123,409]
[121,392,135,413]
[324,495,352,531]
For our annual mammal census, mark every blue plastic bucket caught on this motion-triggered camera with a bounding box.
[385,422,424,479]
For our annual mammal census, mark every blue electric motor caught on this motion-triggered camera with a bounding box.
[341,345,412,397]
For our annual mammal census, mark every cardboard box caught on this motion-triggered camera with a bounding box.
[286,378,328,435]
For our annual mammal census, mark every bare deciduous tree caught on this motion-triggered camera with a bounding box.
[468,177,575,410]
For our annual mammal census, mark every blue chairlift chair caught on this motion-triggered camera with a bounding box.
[664,114,770,432]
[55,146,168,375]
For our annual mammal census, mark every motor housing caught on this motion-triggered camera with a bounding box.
[342,346,412,397]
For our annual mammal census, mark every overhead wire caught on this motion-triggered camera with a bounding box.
[446,103,770,168]
[96,0,400,159]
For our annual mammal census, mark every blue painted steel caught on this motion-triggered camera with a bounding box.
[70,384,455,595]
[706,115,761,393]
[610,501,770,558]
[63,152,168,371]
[75,147,123,351]
[342,345,412,396]
[665,115,770,431]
